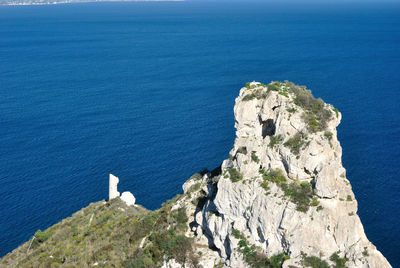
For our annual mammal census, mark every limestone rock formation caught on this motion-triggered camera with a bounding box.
[181,81,392,268]
[121,191,136,206]
[109,174,136,206]
[0,81,392,268]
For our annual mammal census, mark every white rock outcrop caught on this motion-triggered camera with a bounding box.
[109,174,120,200]
[121,191,136,206]
[184,82,391,268]
[109,174,136,207]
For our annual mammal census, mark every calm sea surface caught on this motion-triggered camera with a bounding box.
[0,1,399,265]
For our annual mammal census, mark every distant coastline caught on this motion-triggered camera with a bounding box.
[0,0,183,6]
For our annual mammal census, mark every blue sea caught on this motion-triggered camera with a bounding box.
[0,1,399,265]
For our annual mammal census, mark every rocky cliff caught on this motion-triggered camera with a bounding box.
[0,81,391,268]
[182,81,391,268]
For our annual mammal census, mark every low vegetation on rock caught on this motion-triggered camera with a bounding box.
[301,251,348,268]
[251,151,260,163]
[2,81,389,268]
[242,81,338,133]
[283,133,310,156]
[232,228,289,268]
[227,167,243,183]
[268,134,284,149]
[0,197,199,268]
[259,168,320,212]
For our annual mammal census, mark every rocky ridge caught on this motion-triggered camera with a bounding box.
[179,81,391,268]
[0,81,391,268]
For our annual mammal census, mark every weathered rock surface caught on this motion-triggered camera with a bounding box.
[121,191,136,206]
[109,173,120,200]
[1,81,391,268]
[109,174,136,207]
[184,82,391,268]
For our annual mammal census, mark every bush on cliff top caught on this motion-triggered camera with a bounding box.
[285,82,334,132]
[242,81,335,132]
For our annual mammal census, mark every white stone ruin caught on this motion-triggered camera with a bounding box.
[108,173,135,206]
[121,191,136,206]
[109,174,120,200]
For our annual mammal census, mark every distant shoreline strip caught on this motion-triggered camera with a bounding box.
[1,0,184,6]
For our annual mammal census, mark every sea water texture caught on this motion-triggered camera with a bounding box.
[0,1,399,265]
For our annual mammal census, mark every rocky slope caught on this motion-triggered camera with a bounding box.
[0,81,391,268]
[184,81,391,268]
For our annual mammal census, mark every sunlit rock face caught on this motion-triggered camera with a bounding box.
[2,82,391,268]
[187,82,391,268]
[121,191,135,206]
[109,174,120,200]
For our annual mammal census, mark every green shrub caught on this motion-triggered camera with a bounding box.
[242,88,269,101]
[31,230,53,248]
[233,228,289,268]
[129,211,158,243]
[251,151,260,163]
[228,168,243,182]
[287,107,296,113]
[269,253,290,268]
[283,133,309,155]
[172,207,188,225]
[301,252,329,268]
[346,195,352,201]
[330,252,348,268]
[268,84,280,91]
[290,84,333,132]
[138,201,199,267]
[258,169,316,212]
[259,168,287,185]
[279,91,289,98]
[243,94,256,101]
[333,107,339,117]
[260,181,270,192]
[124,256,154,268]
[302,112,320,132]
[147,231,194,265]
[34,230,52,243]
[324,131,333,141]
[232,228,245,240]
[281,182,313,212]
[362,247,369,257]
[269,135,284,149]
[311,197,320,207]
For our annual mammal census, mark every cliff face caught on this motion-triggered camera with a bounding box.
[184,81,391,268]
[1,81,391,268]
